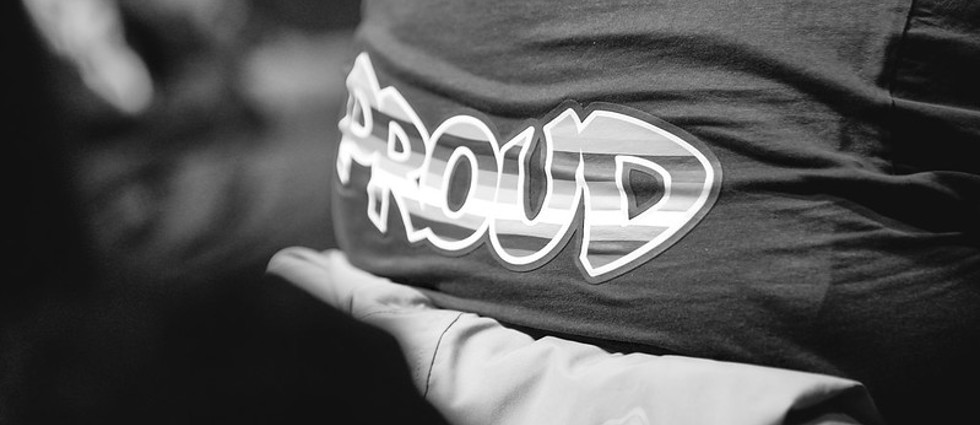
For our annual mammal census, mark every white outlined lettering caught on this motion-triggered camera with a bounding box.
[336,53,722,283]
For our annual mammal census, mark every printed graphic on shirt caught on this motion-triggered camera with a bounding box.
[336,53,722,283]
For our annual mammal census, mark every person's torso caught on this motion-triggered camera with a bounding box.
[329,1,980,421]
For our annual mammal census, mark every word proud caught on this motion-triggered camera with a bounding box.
[336,53,721,283]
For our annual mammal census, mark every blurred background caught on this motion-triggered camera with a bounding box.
[22,0,360,281]
[3,1,449,424]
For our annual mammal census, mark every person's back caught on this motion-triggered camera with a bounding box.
[328,1,980,423]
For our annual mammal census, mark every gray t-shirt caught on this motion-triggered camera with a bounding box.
[329,1,980,423]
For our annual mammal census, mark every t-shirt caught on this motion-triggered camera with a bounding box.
[328,1,980,423]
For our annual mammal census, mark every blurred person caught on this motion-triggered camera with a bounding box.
[3,0,449,424]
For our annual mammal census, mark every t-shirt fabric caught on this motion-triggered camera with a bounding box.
[328,1,980,423]
[268,247,884,425]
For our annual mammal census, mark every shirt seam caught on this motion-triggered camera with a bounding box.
[423,312,464,398]
[884,0,919,107]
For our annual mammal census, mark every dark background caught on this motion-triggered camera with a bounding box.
[3,1,447,423]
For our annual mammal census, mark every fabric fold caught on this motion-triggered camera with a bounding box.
[267,247,882,425]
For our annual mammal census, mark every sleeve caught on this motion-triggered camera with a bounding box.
[267,247,884,425]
